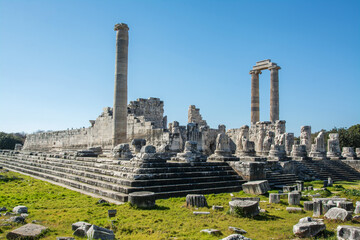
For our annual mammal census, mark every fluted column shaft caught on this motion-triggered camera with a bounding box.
[250,70,261,124]
[270,66,280,122]
[113,23,129,147]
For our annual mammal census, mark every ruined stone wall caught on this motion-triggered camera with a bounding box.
[188,105,207,127]
[23,107,114,151]
[128,98,166,129]
[23,98,167,152]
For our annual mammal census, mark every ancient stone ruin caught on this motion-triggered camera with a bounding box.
[0,23,359,203]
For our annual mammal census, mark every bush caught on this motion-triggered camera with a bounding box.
[0,132,25,150]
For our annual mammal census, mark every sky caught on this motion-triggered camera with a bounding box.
[0,0,359,136]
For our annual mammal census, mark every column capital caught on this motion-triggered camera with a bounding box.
[114,23,129,31]
[249,70,262,75]
[268,65,281,71]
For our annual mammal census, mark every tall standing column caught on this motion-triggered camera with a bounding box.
[269,65,280,122]
[113,23,129,147]
[250,70,261,124]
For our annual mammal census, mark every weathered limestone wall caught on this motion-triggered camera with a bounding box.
[23,98,167,152]
[23,108,114,151]
[188,105,207,127]
[128,98,166,129]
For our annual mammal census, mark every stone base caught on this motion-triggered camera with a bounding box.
[128,191,156,208]
[327,153,341,158]
[310,152,326,160]
[291,156,309,161]
[267,156,287,161]
[207,154,239,162]
[238,156,266,162]
[236,151,256,157]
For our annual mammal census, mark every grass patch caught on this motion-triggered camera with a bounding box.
[0,171,360,239]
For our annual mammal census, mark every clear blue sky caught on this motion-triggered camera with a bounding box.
[0,0,359,136]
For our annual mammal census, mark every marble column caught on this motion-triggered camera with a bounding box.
[269,66,280,122]
[113,23,129,147]
[250,70,261,124]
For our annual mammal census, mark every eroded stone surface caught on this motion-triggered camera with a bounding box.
[6,223,48,240]
[221,234,252,240]
[242,180,270,195]
[293,218,325,238]
[229,200,259,217]
[186,194,208,208]
[337,225,360,240]
[87,225,115,240]
[324,207,352,221]
[13,205,28,214]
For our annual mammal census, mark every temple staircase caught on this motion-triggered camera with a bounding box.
[298,159,360,182]
[265,171,300,189]
[0,151,245,203]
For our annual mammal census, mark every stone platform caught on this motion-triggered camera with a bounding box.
[0,151,245,203]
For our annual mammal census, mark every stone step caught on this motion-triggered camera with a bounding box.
[0,156,245,196]
[1,157,242,187]
[0,161,128,202]
[0,159,244,194]
[7,155,238,180]
[300,160,360,182]
[14,154,235,173]
[1,162,245,202]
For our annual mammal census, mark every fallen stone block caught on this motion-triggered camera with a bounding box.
[71,221,91,231]
[9,216,25,223]
[324,207,352,222]
[13,205,28,214]
[221,234,252,240]
[293,218,326,238]
[228,226,247,234]
[288,192,301,205]
[338,201,354,211]
[355,204,360,214]
[298,217,312,223]
[6,223,48,240]
[87,225,115,240]
[269,193,281,204]
[229,200,259,217]
[186,194,208,208]
[323,202,336,213]
[200,229,221,235]
[242,180,270,195]
[108,209,117,218]
[337,225,360,240]
[73,225,88,238]
[129,191,156,208]
[303,201,314,211]
[313,200,323,217]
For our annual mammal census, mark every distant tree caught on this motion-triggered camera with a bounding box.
[0,132,25,150]
[346,124,360,149]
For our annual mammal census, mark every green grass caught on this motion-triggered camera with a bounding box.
[1,170,360,239]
